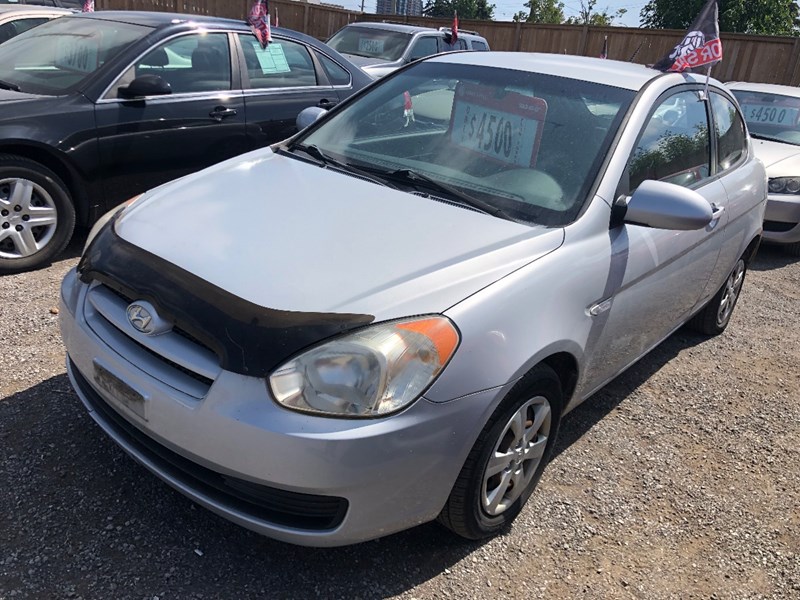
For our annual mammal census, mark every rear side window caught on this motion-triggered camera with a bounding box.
[711,93,747,171]
[627,90,710,190]
[471,40,489,51]
[316,52,350,86]
[441,38,467,51]
[408,36,438,60]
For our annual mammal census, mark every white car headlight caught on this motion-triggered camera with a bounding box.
[269,316,459,418]
[768,177,800,194]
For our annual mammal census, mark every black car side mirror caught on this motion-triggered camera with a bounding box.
[118,75,172,99]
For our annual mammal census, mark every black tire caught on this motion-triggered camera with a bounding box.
[0,154,75,275]
[784,242,800,257]
[438,363,563,540]
[687,256,747,336]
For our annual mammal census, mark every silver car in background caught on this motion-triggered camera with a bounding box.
[60,53,766,547]
[727,81,800,256]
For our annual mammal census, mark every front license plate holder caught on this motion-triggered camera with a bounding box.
[93,361,147,421]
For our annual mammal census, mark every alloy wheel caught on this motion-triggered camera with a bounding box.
[0,177,58,260]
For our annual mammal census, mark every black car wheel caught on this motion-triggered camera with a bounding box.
[438,364,563,540]
[0,155,75,274]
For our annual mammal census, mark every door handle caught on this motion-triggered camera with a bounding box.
[711,203,725,218]
[209,106,237,122]
[317,99,337,110]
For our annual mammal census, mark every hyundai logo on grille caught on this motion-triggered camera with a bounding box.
[126,301,170,336]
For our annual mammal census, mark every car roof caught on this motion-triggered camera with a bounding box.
[341,21,484,38]
[428,52,718,92]
[0,5,72,14]
[726,81,800,98]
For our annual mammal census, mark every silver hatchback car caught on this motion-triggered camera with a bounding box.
[60,53,766,547]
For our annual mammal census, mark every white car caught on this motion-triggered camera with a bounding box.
[0,5,70,44]
[728,82,800,255]
[61,53,765,546]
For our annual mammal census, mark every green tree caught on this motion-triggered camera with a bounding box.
[423,0,496,20]
[513,0,565,24]
[565,0,627,25]
[640,0,800,35]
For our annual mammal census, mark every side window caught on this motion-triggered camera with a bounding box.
[408,36,438,60]
[109,33,231,97]
[316,52,350,86]
[628,90,710,190]
[238,34,318,89]
[711,93,747,171]
[471,40,489,51]
[441,38,467,51]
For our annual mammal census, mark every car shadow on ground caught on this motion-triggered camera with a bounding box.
[749,244,798,271]
[0,329,713,598]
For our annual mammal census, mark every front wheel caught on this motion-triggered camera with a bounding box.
[438,364,562,540]
[0,154,75,275]
[687,257,747,336]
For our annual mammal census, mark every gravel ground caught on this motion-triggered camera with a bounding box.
[1,238,798,600]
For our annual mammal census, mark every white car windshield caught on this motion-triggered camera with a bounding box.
[732,90,800,146]
[0,16,150,95]
[327,26,411,62]
[295,61,634,226]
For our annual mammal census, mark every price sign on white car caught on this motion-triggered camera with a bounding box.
[449,83,547,168]
[740,103,800,126]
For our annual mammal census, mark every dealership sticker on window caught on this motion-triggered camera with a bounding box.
[449,83,547,168]
[251,40,291,74]
[739,103,800,126]
[54,35,99,73]
[358,37,384,55]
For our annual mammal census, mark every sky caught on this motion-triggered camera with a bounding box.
[334,1,648,27]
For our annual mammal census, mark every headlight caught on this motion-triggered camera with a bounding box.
[768,177,800,194]
[269,316,459,418]
[83,194,142,253]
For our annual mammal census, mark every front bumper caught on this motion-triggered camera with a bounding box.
[763,193,800,244]
[59,268,500,546]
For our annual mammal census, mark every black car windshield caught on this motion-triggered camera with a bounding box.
[296,61,634,226]
[732,90,800,146]
[0,16,150,95]
[327,26,411,62]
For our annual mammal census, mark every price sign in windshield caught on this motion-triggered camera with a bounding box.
[55,35,99,73]
[358,37,385,55]
[449,82,547,168]
[740,103,800,127]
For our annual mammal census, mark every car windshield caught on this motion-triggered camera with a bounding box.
[0,16,150,95]
[732,90,800,146]
[327,26,411,62]
[294,61,634,226]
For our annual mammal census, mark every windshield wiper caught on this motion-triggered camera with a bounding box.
[377,168,517,222]
[0,79,21,92]
[283,144,397,189]
[750,132,796,145]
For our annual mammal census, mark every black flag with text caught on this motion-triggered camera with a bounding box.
[653,0,721,72]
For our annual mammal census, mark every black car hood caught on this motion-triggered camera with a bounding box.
[0,88,49,104]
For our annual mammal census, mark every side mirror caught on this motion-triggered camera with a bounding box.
[296,106,327,130]
[118,75,172,99]
[618,179,713,230]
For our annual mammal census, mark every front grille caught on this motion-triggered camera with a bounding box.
[71,359,348,531]
[83,282,220,398]
[764,220,797,233]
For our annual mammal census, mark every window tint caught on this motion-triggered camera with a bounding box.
[238,35,318,89]
[317,51,350,86]
[711,93,747,171]
[409,36,438,60]
[628,90,710,190]
[111,33,231,96]
[471,40,488,51]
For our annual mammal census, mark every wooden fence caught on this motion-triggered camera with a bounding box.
[97,0,800,85]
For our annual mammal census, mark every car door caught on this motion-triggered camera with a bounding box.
[94,32,247,205]
[235,33,341,148]
[579,88,729,391]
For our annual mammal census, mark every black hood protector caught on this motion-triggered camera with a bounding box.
[78,221,375,378]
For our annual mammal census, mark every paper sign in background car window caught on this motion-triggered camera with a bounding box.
[54,34,99,73]
[448,82,547,168]
[251,40,291,74]
[358,37,384,55]
[736,94,800,128]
